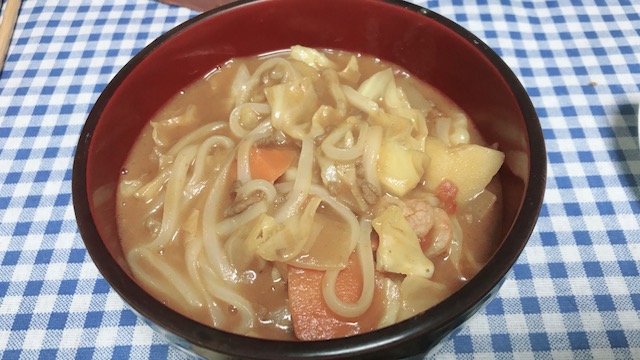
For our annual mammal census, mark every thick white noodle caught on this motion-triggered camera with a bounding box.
[134,167,171,201]
[166,121,227,157]
[229,103,271,138]
[236,179,277,204]
[321,122,369,161]
[321,220,375,318]
[236,120,273,183]
[216,201,268,237]
[236,58,301,106]
[184,235,225,327]
[199,258,255,333]
[342,84,379,114]
[362,125,383,190]
[273,135,314,222]
[322,69,347,114]
[127,247,204,309]
[202,151,239,282]
[189,135,234,187]
[147,145,197,250]
[217,178,277,237]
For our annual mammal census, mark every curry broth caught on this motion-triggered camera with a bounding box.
[117,49,503,340]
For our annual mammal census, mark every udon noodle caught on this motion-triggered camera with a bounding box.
[117,46,505,340]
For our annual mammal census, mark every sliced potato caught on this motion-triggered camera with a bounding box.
[377,141,427,197]
[424,137,504,202]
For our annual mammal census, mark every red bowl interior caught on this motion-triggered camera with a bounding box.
[73,0,545,358]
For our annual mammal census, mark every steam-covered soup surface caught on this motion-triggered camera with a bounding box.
[117,46,505,341]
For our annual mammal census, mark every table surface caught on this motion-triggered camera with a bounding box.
[1,0,639,359]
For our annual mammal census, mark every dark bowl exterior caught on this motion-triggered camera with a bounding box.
[72,0,546,359]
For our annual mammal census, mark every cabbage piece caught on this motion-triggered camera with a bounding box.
[287,186,358,270]
[338,55,361,84]
[388,108,428,151]
[397,276,449,321]
[290,59,320,78]
[369,109,413,140]
[317,152,369,213]
[310,105,345,137]
[151,105,198,148]
[265,77,318,140]
[424,137,505,202]
[252,217,298,262]
[336,162,370,212]
[287,211,352,270]
[377,277,401,328]
[447,216,465,277]
[248,197,322,262]
[461,189,497,221]
[322,69,347,115]
[223,210,269,274]
[237,58,303,106]
[358,68,394,101]
[307,70,347,137]
[383,76,411,110]
[397,79,434,111]
[295,196,322,246]
[372,205,434,278]
[369,111,413,144]
[230,63,250,99]
[290,45,338,70]
[244,214,281,260]
[225,224,258,272]
[377,141,428,197]
[342,84,379,114]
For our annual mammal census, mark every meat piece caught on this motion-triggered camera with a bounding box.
[424,208,453,257]
[360,181,380,205]
[402,199,434,239]
[374,196,453,257]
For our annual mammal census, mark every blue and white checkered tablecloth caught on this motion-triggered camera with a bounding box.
[0,0,638,359]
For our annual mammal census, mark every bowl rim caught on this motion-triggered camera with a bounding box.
[73,0,546,358]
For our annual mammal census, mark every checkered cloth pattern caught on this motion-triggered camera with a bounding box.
[0,0,638,359]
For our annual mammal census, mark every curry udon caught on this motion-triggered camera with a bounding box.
[117,46,504,340]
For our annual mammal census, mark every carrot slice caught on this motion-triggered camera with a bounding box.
[249,147,296,182]
[288,254,384,341]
